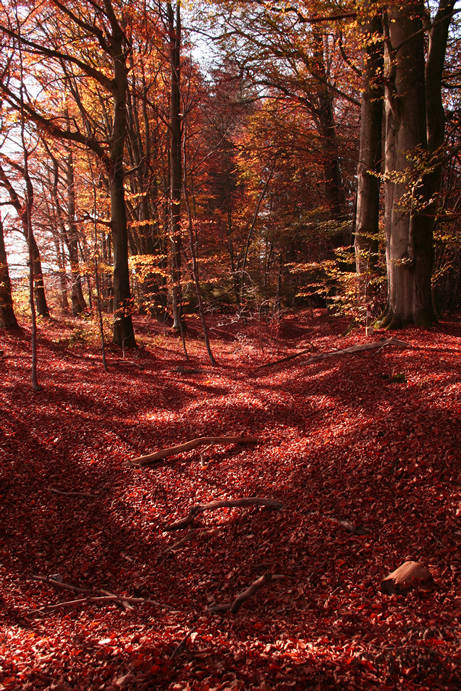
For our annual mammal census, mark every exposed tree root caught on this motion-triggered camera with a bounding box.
[165,497,283,531]
[255,337,408,370]
[132,436,259,467]
[210,572,285,614]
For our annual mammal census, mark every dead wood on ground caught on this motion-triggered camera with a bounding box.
[165,497,283,531]
[255,337,409,371]
[210,573,285,614]
[29,577,178,616]
[132,436,259,467]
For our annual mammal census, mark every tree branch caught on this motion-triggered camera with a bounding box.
[165,497,283,531]
[132,436,258,466]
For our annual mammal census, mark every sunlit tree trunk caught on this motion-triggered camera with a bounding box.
[53,233,70,314]
[382,2,430,328]
[381,0,454,327]
[355,12,383,276]
[0,162,50,318]
[65,150,87,315]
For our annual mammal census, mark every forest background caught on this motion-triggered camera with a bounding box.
[0,0,459,352]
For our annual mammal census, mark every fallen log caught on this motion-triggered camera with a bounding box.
[132,435,258,467]
[210,573,285,614]
[165,497,283,531]
[255,337,408,371]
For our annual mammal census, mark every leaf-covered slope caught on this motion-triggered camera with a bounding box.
[0,311,459,689]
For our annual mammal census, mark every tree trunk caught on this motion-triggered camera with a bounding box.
[0,161,50,318]
[381,2,435,328]
[0,214,19,329]
[66,150,87,315]
[110,32,136,348]
[168,0,183,333]
[52,232,69,314]
[28,230,50,318]
[312,27,346,222]
[355,13,383,276]
[424,0,456,315]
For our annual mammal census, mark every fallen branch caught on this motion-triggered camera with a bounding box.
[32,575,87,594]
[132,436,258,467]
[255,337,408,371]
[210,573,285,614]
[165,497,283,531]
[29,593,167,616]
[29,577,177,615]
[48,487,96,498]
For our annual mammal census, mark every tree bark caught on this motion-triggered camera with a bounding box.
[110,26,136,347]
[65,150,87,315]
[382,2,435,327]
[28,230,50,318]
[355,12,383,276]
[0,161,49,318]
[312,27,346,222]
[0,214,19,329]
[167,0,183,333]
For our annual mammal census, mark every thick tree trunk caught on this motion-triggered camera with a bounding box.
[424,0,456,316]
[167,0,183,333]
[382,2,435,328]
[0,214,19,329]
[355,13,383,276]
[110,32,136,348]
[66,150,87,315]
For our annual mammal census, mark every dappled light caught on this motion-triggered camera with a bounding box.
[0,310,459,688]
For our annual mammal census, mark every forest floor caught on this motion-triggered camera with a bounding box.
[0,309,459,690]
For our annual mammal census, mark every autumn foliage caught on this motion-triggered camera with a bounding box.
[0,311,459,688]
[0,1,460,687]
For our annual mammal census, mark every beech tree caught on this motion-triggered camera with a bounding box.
[354,6,383,277]
[380,0,457,327]
[0,159,50,318]
[0,0,136,345]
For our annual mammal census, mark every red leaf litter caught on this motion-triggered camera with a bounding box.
[0,311,459,689]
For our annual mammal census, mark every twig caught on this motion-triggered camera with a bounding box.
[48,487,96,498]
[132,436,259,467]
[210,573,285,614]
[32,576,87,593]
[29,593,173,616]
[100,589,134,611]
[165,497,283,531]
[254,337,408,370]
